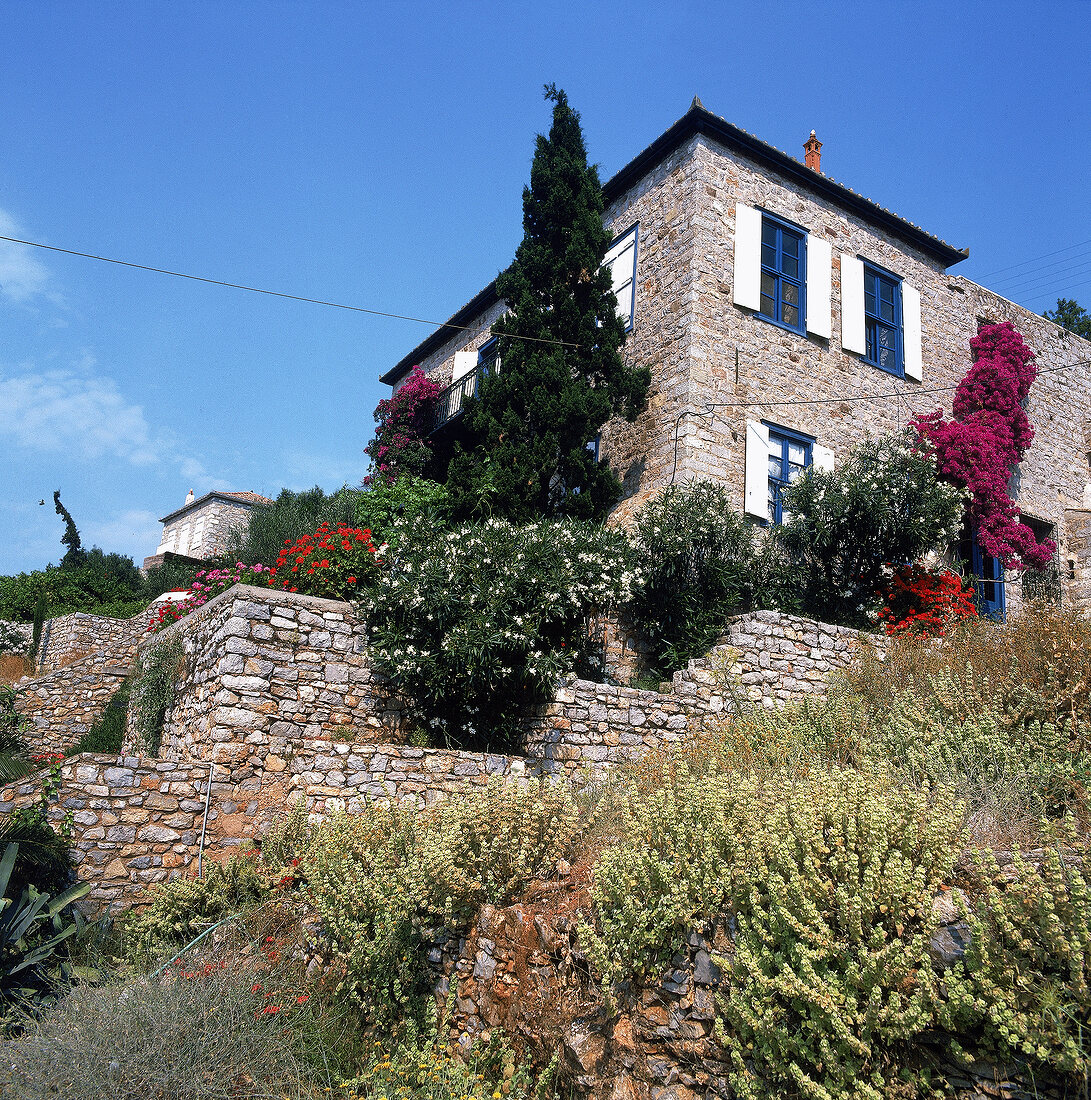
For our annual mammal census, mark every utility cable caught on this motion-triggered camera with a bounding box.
[0,233,579,349]
[667,357,1090,485]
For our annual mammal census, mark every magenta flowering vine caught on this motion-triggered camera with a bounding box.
[363,365,443,486]
[912,322,1055,570]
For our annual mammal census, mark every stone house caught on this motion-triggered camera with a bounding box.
[142,490,273,570]
[380,99,1091,616]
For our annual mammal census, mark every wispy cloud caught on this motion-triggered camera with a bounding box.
[0,361,160,464]
[84,508,164,558]
[0,209,51,305]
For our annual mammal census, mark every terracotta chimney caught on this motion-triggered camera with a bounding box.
[804,130,822,173]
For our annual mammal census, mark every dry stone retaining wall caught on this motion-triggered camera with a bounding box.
[37,610,145,674]
[133,585,406,764]
[16,657,130,756]
[7,586,886,905]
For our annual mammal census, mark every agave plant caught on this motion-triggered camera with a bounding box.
[0,842,91,1008]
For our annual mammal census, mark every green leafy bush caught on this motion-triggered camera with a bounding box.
[625,482,759,678]
[129,851,270,950]
[354,474,450,548]
[225,484,363,569]
[776,432,964,628]
[0,549,148,623]
[361,516,638,748]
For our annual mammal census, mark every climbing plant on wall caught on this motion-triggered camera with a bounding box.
[912,322,1055,570]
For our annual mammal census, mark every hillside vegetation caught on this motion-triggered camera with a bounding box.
[3,606,1090,1099]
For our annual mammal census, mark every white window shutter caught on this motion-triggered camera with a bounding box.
[452,351,476,382]
[733,203,762,311]
[812,444,835,472]
[744,419,771,520]
[902,282,923,381]
[603,226,637,328]
[806,236,832,339]
[841,255,866,354]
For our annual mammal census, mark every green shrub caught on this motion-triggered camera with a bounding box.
[360,516,638,749]
[129,852,270,950]
[1,953,330,1098]
[0,811,72,899]
[354,474,450,548]
[225,484,363,568]
[128,635,183,755]
[301,780,584,1026]
[625,482,760,678]
[940,840,1091,1084]
[776,432,965,628]
[67,681,129,757]
[0,685,28,758]
[0,549,148,623]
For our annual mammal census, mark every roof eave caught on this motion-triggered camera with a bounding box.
[382,102,968,389]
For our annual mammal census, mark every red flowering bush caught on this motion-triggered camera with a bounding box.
[876,562,978,637]
[912,323,1055,570]
[363,364,443,486]
[267,521,383,600]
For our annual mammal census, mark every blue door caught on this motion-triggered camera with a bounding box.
[971,534,1005,620]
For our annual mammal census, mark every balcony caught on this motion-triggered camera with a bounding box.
[431,360,500,433]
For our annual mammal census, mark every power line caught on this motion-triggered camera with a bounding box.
[668,357,1090,485]
[991,257,1091,296]
[0,233,580,350]
[976,238,1091,281]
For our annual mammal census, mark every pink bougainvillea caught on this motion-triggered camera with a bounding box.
[912,322,1055,570]
[363,365,443,486]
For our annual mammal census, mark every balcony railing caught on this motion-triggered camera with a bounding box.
[432,360,500,432]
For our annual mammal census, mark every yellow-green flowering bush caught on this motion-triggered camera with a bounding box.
[940,839,1091,1080]
[583,761,965,1099]
[300,780,585,1026]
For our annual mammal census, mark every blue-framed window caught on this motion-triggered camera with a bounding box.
[956,520,1005,620]
[760,215,806,334]
[767,424,813,524]
[864,265,903,376]
[477,337,500,375]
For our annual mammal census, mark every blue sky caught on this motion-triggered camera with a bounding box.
[2,0,1089,574]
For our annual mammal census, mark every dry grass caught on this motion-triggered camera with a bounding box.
[842,603,1091,737]
[0,654,33,686]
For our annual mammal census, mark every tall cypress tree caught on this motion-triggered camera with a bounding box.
[448,86,649,521]
[53,490,85,568]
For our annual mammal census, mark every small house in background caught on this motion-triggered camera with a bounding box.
[142,490,272,571]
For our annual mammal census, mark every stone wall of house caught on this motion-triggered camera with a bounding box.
[129,585,406,764]
[1063,508,1091,614]
[36,609,146,674]
[15,656,130,756]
